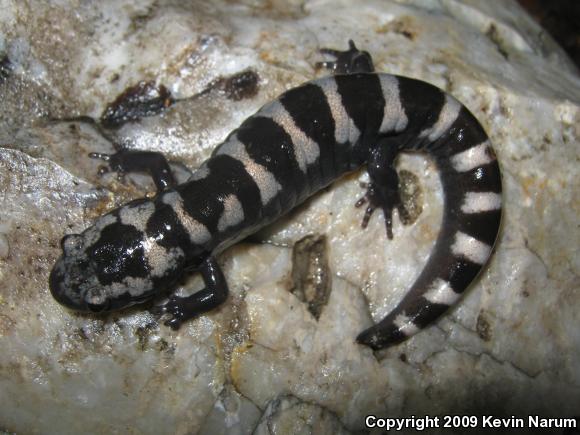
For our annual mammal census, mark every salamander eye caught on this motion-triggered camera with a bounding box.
[133,294,151,303]
[61,234,83,253]
[87,300,110,313]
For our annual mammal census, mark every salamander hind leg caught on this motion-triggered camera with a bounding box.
[153,256,229,330]
[356,136,410,239]
[317,40,375,74]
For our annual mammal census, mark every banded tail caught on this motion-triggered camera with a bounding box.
[357,100,502,349]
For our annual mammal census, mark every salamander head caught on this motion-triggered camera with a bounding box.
[49,201,188,314]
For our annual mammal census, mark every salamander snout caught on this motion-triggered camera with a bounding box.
[49,255,84,310]
[49,232,108,313]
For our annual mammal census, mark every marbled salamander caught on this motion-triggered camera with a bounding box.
[50,42,502,349]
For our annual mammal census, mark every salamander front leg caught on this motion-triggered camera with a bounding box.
[154,256,229,330]
[356,137,410,239]
[89,148,177,192]
[317,40,375,74]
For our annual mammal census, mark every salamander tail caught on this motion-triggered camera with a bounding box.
[357,106,502,350]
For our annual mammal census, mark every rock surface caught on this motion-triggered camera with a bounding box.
[0,0,578,433]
